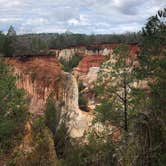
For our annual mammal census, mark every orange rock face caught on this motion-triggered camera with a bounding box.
[6,56,61,81]
[74,43,140,82]
[76,55,106,74]
[6,57,93,138]
[6,56,62,91]
[6,56,62,115]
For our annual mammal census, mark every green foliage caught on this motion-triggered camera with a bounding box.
[0,60,27,153]
[95,44,136,131]
[45,95,59,135]
[79,93,88,111]
[54,122,69,159]
[130,8,166,166]
[44,95,69,160]
[1,27,141,57]
[95,101,122,125]
[13,117,58,166]
[33,117,46,134]
[59,132,117,166]
[78,82,85,91]
[44,98,117,166]
[78,82,88,111]
[3,36,14,56]
[0,32,6,54]
[31,37,48,54]
[48,33,141,49]
[44,97,116,166]
[60,54,83,72]
[0,32,14,56]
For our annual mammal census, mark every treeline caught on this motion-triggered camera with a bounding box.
[0,29,141,56]
[48,32,141,49]
[0,32,14,56]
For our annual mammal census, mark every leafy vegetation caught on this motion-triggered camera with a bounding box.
[53,121,117,166]
[45,95,59,135]
[48,32,141,49]
[95,44,137,131]
[132,8,166,165]
[0,32,14,56]
[60,54,83,72]
[0,8,165,166]
[79,93,88,111]
[94,8,166,166]
[60,133,117,166]
[44,95,69,160]
[44,94,117,166]
[10,117,58,166]
[1,26,141,57]
[78,82,88,112]
[0,60,28,153]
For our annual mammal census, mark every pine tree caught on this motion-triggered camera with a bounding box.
[95,44,137,132]
[134,8,166,165]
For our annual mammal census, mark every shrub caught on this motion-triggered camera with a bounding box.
[79,93,88,112]
[60,54,82,72]
[59,132,117,166]
[45,96,59,135]
[0,60,28,153]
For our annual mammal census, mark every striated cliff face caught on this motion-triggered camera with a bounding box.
[6,57,92,138]
[50,46,102,61]
[49,43,139,62]
[59,73,92,137]
[7,57,62,115]
[73,55,106,86]
[73,43,139,86]
[5,43,139,138]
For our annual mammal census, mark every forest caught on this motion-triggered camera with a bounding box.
[0,7,165,166]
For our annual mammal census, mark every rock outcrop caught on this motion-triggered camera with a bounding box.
[6,56,62,115]
[6,57,92,138]
[73,55,106,85]
[49,45,102,61]
[49,43,139,62]
[58,72,92,137]
[5,43,139,138]
[73,43,139,86]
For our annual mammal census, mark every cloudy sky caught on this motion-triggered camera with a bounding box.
[0,0,165,34]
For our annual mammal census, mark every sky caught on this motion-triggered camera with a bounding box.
[0,0,165,34]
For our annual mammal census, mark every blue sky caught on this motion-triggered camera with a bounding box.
[0,0,165,34]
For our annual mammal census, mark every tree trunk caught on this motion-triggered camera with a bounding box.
[124,76,128,132]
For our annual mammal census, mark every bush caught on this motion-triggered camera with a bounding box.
[44,95,70,159]
[60,54,83,72]
[79,93,88,111]
[45,95,59,135]
[59,132,117,166]
[0,60,28,153]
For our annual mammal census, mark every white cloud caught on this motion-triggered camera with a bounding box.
[0,0,165,34]
[68,15,89,26]
[23,18,48,26]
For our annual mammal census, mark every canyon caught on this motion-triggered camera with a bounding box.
[6,56,92,138]
[6,43,140,138]
[2,43,141,165]
[0,6,164,166]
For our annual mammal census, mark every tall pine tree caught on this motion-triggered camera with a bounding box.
[95,44,137,132]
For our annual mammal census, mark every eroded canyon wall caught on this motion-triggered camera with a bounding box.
[6,57,92,138]
[49,43,139,62]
